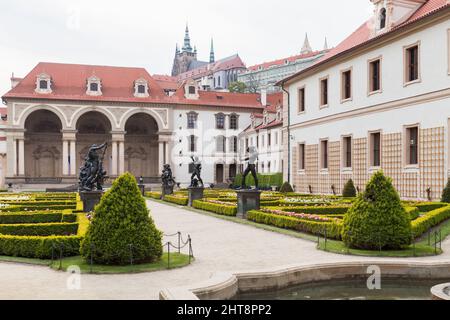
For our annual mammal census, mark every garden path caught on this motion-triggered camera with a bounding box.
[0,199,449,300]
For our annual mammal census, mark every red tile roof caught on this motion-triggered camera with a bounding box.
[258,119,283,130]
[266,92,283,113]
[279,0,450,85]
[247,50,327,72]
[177,54,246,81]
[2,62,266,110]
[152,74,179,91]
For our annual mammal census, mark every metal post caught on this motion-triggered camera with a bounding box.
[435,231,438,255]
[324,227,327,251]
[188,236,192,264]
[167,242,170,269]
[178,232,181,254]
[412,234,416,257]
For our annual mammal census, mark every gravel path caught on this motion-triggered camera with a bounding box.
[0,200,449,300]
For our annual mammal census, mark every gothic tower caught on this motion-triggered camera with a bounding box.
[171,24,198,76]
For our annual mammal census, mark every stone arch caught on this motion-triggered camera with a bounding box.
[24,110,63,180]
[124,113,159,178]
[71,106,117,131]
[76,112,113,177]
[19,105,68,130]
[119,108,165,132]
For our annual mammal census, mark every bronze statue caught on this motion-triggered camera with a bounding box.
[161,164,176,195]
[190,156,204,188]
[239,146,259,189]
[79,143,108,192]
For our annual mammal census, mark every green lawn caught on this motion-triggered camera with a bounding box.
[49,252,192,274]
[317,239,441,257]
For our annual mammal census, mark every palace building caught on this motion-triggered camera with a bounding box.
[279,0,450,200]
[1,62,276,188]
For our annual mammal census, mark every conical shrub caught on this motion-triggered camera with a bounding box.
[280,182,294,193]
[342,171,412,250]
[441,179,450,203]
[342,179,357,198]
[81,172,163,265]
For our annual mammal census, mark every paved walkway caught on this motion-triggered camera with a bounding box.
[0,200,449,300]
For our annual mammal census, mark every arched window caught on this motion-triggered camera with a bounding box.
[380,8,386,29]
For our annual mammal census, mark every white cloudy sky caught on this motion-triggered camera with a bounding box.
[0,0,372,96]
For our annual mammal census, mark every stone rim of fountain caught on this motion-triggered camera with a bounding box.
[431,283,450,300]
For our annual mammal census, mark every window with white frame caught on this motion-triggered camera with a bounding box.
[86,76,102,96]
[134,78,149,97]
[35,73,52,94]
[216,136,226,153]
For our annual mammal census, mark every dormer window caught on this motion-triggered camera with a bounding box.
[189,86,196,94]
[134,78,149,98]
[86,76,102,96]
[35,73,52,94]
[379,8,386,29]
[184,81,199,100]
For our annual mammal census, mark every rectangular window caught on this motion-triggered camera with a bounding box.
[216,136,226,153]
[369,59,381,93]
[343,136,352,168]
[229,115,238,130]
[189,135,196,152]
[320,78,328,107]
[268,133,271,147]
[188,86,196,94]
[256,136,259,148]
[406,127,419,165]
[370,132,381,167]
[298,143,305,170]
[138,85,146,94]
[321,140,328,169]
[216,114,225,130]
[405,45,419,83]
[39,80,48,90]
[341,70,352,100]
[187,113,197,129]
[298,87,305,113]
[90,82,99,92]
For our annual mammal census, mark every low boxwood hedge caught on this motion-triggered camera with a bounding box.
[0,212,74,224]
[412,205,450,237]
[247,210,342,239]
[163,195,188,206]
[279,206,350,215]
[192,200,237,216]
[412,202,447,213]
[404,206,420,220]
[0,235,82,259]
[145,191,162,200]
[0,222,79,236]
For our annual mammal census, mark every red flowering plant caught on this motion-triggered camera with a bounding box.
[260,208,338,222]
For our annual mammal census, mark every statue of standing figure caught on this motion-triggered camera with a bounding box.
[190,156,204,188]
[161,164,176,195]
[79,143,108,192]
[239,146,259,190]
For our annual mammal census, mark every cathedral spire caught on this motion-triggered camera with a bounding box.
[175,43,180,55]
[210,38,215,63]
[183,23,193,52]
[301,33,312,54]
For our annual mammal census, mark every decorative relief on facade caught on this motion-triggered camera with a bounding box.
[420,127,445,200]
[13,104,30,124]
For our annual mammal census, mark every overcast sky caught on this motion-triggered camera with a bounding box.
[0,0,373,96]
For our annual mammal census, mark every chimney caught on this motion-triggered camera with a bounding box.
[10,73,22,89]
[260,89,267,107]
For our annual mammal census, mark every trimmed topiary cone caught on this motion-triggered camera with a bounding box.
[81,172,163,265]
[342,171,412,250]
[280,182,294,193]
[342,179,357,198]
[441,179,450,203]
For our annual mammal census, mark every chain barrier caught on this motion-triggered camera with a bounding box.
[51,232,194,273]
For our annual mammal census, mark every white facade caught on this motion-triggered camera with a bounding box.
[282,2,450,200]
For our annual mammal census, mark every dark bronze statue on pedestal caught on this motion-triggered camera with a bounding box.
[190,156,204,188]
[79,143,108,192]
[161,164,176,196]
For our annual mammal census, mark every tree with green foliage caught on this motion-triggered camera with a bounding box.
[280,182,294,193]
[342,171,412,250]
[81,173,163,265]
[442,179,450,203]
[342,179,357,198]
[228,81,247,93]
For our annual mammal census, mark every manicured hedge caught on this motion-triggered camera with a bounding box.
[279,206,350,215]
[404,206,420,220]
[163,195,188,206]
[0,222,79,236]
[412,205,450,237]
[145,191,162,200]
[0,235,82,259]
[192,200,237,216]
[413,202,447,213]
[233,173,283,189]
[0,212,73,224]
[247,210,342,239]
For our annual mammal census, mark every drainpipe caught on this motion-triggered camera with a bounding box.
[281,81,291,185]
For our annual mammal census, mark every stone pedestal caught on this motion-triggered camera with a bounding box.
[236,190,261,219]
[162,185,174,198]
[79,191,104,213]
[138,184,145,196]
[188,187,204,207]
